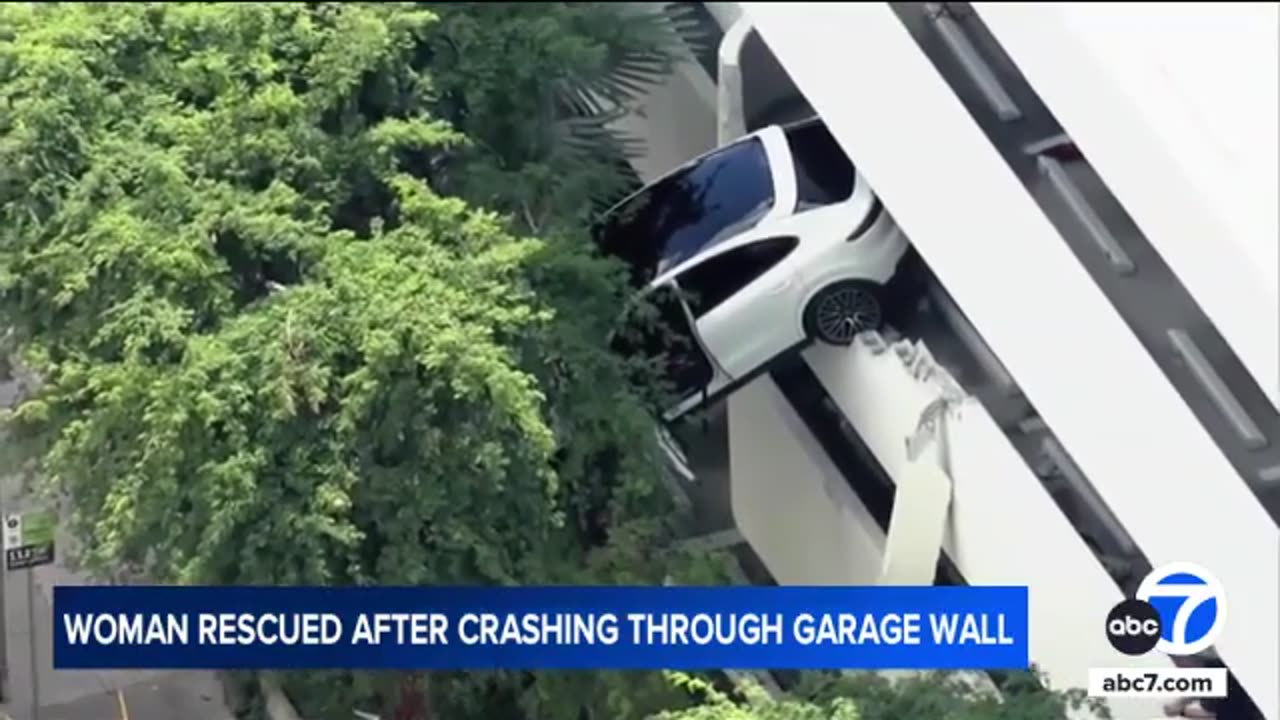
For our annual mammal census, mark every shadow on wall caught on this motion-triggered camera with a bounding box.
[741,30,812,130]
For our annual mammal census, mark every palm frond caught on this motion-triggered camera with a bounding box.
[554,111,647,161]
[553,2,716,161]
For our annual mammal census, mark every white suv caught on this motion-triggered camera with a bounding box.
[599,117,910,420]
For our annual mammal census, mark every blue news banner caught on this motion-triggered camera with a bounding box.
[53,586,1029,670]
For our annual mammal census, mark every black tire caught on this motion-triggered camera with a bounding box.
[804,280,884,345]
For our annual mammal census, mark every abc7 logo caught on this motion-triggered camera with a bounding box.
[1105,562,1227,656]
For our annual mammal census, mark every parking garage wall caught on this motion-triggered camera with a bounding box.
[976,2,1280,413]
[743,5,1279,715]
[727,376,887,586]
[800,337,1172,719]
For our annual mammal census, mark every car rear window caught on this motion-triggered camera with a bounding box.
[783,119,856,211]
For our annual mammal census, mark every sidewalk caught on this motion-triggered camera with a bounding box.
[1,556,154,717]
[3,671,230,720]
[0,494,235,720]
[0,376,234,720]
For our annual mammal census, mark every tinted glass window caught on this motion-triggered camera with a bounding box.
[678,236,799,317]
[610,285,713,399]
[783,120,856,211]
[594,138,775,286]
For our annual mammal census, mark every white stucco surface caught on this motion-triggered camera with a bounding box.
[805,337,1171,719]
[977,1,1280,412]
[727,376,886,586]
[746,4,1278,716]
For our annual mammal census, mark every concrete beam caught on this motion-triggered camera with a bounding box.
[745,6,1278,714]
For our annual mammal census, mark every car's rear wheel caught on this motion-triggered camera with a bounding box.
[804,280,884,345]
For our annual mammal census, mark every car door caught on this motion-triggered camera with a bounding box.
[676,235,804,380]
[611,282,723,419]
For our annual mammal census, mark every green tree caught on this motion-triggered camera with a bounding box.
[655,670,1112,720]
[0,2,719,717]
[423,1,710,233]
[653,674,862,720]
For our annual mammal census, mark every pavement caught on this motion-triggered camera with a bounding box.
[0,378,235,720]
[0,557,234,720]
[8,672,230,720]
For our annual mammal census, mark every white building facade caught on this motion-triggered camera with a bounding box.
[626,3,1280,719]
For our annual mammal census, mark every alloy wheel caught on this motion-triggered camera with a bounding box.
[814,285,881,344]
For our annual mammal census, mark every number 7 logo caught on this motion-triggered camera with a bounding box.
[1136,562,1227,657]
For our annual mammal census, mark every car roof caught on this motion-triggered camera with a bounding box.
[597,130,783,290]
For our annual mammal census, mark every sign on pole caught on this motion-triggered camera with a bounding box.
[3,508,56,572]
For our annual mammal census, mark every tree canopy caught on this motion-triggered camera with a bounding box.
[654,674,862,720]
[659,670,1111,720]
[0,2,714,716]
[0,0,692,589]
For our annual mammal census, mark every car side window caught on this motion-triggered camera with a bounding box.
[783,120,856,211]
[678,236,800,318]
